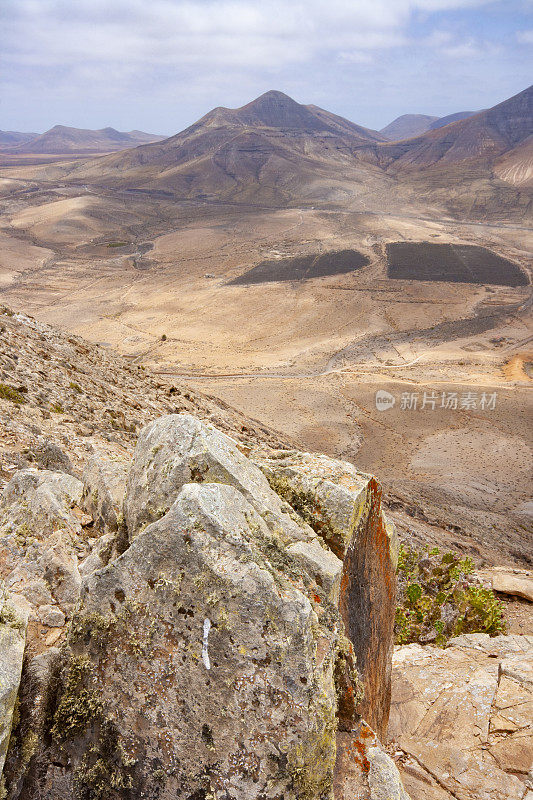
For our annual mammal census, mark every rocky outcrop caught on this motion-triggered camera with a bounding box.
[477,566,533,603]
[257,450,398,738]
[81,451,129,534]
[125,414,343,601]
[0,414,408,800]
[390,633,533,800]
[0,469,86,624]
[0,590,27,780]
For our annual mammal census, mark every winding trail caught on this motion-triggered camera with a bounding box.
[155,355,424,381]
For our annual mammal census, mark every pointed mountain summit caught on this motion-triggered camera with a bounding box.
[65,90,387,205]
[189,90,384,140]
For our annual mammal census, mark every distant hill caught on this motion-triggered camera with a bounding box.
[429,111,478,130]
[372,86,533,170]
[380,115,439,141]
[63,90,387,205]
[380,111,480,142]
[8,125,164,154]
[0,130,39,149]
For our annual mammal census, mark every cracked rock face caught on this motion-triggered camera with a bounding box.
[125,414,315,545]
[0,590,27,778]
[390,633,533,800]
[27,482,342,799]
[1,414,408,800]
[0,469,85,621]
[256,450,398,739]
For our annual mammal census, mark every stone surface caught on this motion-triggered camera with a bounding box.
[0,411,406,800]
[0,588,27,781]
[334,722,410,800]
[82,451,129,533]
[125,414,314,544]
[257,450,398,738]
[124,414,344,604]
[0,469,84,619]
[32,482,343,799]
[491,568,533,602]
[38,604,66,627]
[390,633,533,800]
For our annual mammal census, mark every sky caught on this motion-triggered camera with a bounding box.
[1,0,532,135]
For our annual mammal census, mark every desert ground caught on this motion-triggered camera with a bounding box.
[0,151,531,564]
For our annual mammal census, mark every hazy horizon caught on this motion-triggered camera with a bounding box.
[2,0,532,135]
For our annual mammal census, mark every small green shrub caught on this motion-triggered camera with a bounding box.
[0,383,25,404]
[69,381,82,393]
[395,543,505,646]
[50,402,64,413]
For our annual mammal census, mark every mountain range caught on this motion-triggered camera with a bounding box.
[56,86,532,213]
[371,85,532,175]
[0,125,164,154]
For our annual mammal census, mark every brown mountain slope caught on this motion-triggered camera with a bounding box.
[429,110,478,130]
[0,303,290,492]
[494,137,533,187]
[59,91,388,205]
[0,130,39,149]
[9,125,164,154]
[371,85,532,170]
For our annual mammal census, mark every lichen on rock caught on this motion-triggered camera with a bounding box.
[1,414,410,800]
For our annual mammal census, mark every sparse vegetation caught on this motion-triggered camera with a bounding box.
[51,656,104,743]
[395,543,506,646]
[0,383,26,404]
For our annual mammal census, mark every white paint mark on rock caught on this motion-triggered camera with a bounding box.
[202,618,211,670]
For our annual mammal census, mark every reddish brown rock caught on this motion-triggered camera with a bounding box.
[258,451,398,738]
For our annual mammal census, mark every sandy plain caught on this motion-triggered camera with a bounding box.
[0,152,531,564]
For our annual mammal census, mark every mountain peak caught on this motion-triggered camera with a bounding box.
[230,89,334,131]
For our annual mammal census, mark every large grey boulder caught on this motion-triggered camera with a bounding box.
[4,416,409,800]
[124,414,342,601]
[0,470,84,621]
[257,450,398,738]
[33,482,343,800]
[124,414,314,545]
[0,589,27,781]
[0,469,84,537]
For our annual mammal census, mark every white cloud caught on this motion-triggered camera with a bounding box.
[516,29,533,43]
[2,0,497,75]
[0,0,528,132]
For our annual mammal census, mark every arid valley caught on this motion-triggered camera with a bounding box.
[1,88,531,566]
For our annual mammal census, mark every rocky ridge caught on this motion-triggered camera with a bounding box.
[0,304,531,799]
[0,304,409,798]
[0,410,406,799]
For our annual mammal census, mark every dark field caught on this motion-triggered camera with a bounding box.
[229,249,369,285]
[386,242,527,287]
